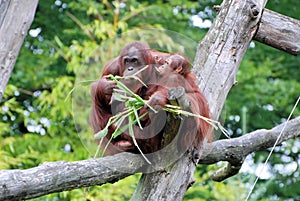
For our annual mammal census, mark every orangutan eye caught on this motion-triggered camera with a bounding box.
[132,58,138,63]
[124,58,129,65]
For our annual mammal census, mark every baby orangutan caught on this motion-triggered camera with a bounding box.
[148,53,212,160]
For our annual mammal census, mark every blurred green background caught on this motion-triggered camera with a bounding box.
[0,0,299,200]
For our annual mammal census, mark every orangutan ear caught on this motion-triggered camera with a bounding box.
[154,55,160,64]
[176,66,183,73]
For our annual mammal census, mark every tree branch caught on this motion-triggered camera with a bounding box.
[200,116,300,164]
[0,116,299,200]
[200,116,300,181]
[0,153,145,201]
[212,7,300,56]
[254,9,300,56]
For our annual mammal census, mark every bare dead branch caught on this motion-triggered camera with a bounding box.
[200,116,300,181]
[201,117,300,164]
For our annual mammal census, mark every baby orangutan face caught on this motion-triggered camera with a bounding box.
[155,55,185,76]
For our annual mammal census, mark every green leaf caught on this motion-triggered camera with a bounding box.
[94,128,108,139]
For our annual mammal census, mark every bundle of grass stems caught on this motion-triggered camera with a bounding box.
[94,74,229,164]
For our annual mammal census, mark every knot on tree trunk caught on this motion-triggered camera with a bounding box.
[249,2,260,18]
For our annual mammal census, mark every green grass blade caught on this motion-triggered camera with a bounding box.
[126,75,147,87]
[109,75,146,103]
[133,107,143,130]
[94,128,108,139]
[131,65,149,77]
[113,111,148,137]
[111,109,133,138]
[128,114,151,164]
[94,137,104,158]
[102,135,114,158]
[112,92,127,102]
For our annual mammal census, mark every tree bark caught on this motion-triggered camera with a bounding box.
[0,153,144,201]
[194,0,267,120]
[0,0,39,102]
[254,8,300,56]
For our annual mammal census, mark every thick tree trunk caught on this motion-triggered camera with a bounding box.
[131,0,268,200]
[195,0,267,119]
[0,0,39,102]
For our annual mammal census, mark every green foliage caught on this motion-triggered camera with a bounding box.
[226,51,300,133]
[185,165,247,201]
[0,0,299,200]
